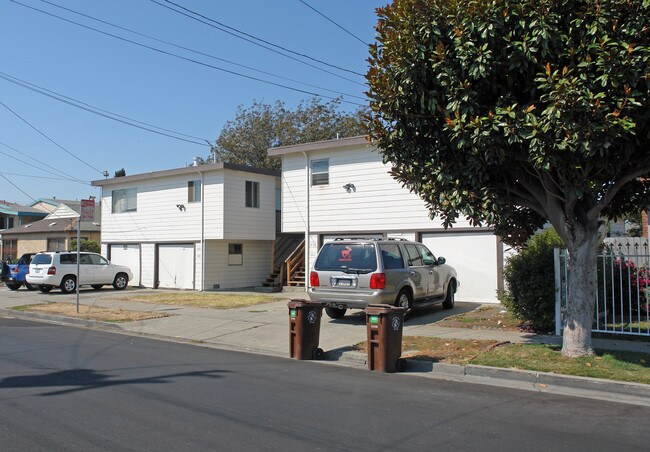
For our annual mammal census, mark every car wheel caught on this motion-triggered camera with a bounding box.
[442,282,455,309]
[26,283,38,291]
[91,284,103,290]
[113,273,128,290]
[325,306,347,319]
[395,289,413,311]
[38,285,53,293]
[6,283,21,291]
[60,276,77,294]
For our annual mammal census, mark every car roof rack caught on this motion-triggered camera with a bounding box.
[332,237,408,242]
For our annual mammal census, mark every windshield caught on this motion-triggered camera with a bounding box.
[314,243,377,272]
[31,254,52,265]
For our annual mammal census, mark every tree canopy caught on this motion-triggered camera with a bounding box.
[211,98,366,170]
[367,0,650,357]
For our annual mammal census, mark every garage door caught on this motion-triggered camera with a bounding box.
[109,244,140,287]
[158,244,194,289]
[421,232,499,303]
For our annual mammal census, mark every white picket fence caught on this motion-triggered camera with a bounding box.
[554,239,650,337]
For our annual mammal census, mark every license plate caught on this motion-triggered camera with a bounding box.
[34,268,41,274]
[333,278,354,287]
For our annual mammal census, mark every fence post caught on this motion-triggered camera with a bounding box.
[554,248,562,336]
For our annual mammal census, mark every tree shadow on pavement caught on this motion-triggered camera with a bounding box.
[0,368,230,397]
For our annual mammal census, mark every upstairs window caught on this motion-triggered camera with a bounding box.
[246,181,259,208]
[112,188,137,213]
[311,159,329,186]
[188,180,201,203]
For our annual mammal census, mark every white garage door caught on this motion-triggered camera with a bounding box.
[421,232,499,303]
[109,244,140,287]
[158,244,194,289]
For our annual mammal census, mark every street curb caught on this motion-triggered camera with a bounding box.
[4,308,650,404]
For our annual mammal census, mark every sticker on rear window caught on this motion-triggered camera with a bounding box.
[338,246,352,262]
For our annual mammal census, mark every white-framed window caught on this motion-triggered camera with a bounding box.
[228,243,243,266]
[311,159,329,186]
[47,237,66,251]
[245,181,259,208]
[188,180,201,203]
[112,188,137,213]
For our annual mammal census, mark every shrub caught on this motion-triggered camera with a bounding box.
[69,239,101,254]
[500,228,564,332]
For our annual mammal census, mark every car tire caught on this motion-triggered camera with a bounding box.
[38,285,53,293]
[91,284,103,290]
[25,283,38,291]
[6,283,21,291]
[113,273,128,290]
[442,282,455,310]
[325,306,347,319]
[395,289,413,311]
[60,276,77,294]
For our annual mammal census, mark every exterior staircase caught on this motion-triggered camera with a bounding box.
[261,233,305,290]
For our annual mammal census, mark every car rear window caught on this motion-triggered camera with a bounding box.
[314,243,377,271]
[31,254,52,265]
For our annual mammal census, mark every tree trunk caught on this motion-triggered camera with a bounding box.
[561,225,600,357]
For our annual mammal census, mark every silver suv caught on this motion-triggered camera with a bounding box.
[308,238,458,319]
[26,251,133,294]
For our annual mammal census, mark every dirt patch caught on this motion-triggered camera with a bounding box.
[126,292,281,309]
[12,303,168,323]
[434,304,525,331]
[354,336,510,365]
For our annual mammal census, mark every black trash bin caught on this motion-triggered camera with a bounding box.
[288,299,327,360]
[364,304,406,372]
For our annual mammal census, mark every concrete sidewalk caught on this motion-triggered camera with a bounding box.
[2,286,650,405]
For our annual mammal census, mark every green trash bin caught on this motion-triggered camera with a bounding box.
[288,299,327,360]
[364,304,406,372]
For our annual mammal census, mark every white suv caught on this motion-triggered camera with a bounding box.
[26,251,133,294]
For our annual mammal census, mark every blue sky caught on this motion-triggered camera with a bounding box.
[0,0,384,204]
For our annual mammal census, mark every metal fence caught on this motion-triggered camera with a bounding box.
[554,239,650,337]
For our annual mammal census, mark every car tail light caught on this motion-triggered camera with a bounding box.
[309,271,320,287]
[47,266,56,275]
[370,273,386,289]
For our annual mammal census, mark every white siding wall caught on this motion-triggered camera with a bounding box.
[223,171,277,240]
[99,172,225,243]
[281,144,475,234]
[203,240,273,289]
[141,243,156,288]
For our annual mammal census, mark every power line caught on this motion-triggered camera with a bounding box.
[0,140,91,185]
[0,171,76,181]
[36,0,366,101]
[150,0,366,83]
[297,0,369,46]
[0,71,210,146]
[0,99,104,175]
[10,0,366,107]
[0,173,36,203]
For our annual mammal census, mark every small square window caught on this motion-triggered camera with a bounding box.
[112,188,137,213]
[311,159,329,186]
[188,180,201,203]
[246,181,259,208]
[228,243,243,266]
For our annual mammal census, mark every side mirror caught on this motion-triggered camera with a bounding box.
[437,256,446,266]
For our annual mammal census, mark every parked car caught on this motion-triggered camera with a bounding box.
[26,251,133,294]
[1,253,37,291]
[308,238,458,319]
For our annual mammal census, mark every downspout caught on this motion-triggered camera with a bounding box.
[200,171,205,291]
[302,151,310,292]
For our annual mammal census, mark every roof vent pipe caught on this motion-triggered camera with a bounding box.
[193,157,200,166]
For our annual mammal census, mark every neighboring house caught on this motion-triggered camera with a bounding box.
[268,136,504,303]
[30,198,83,214]
[91,162,280,290]
[0,203,101,259]
[0,201,49,260]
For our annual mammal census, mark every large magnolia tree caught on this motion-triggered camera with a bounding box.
[366,0,650,357]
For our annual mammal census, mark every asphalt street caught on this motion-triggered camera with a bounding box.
[2,317,650,451]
